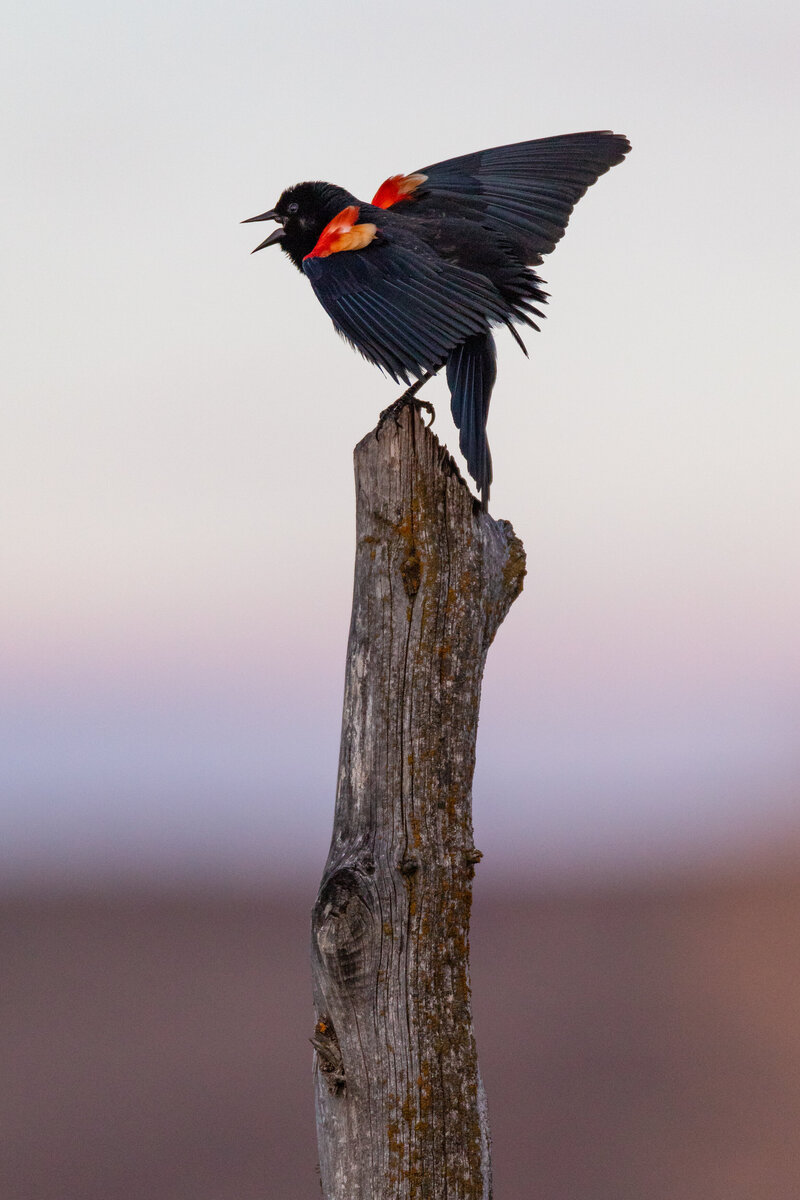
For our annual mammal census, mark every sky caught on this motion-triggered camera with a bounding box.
[2,0,799,887]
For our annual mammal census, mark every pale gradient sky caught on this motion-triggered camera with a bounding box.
[2,0,799,885]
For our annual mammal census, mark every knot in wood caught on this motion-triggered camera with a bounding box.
[313,868,374,992]
[399,548,422,600]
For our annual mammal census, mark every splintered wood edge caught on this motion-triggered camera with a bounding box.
[356,403,493,521]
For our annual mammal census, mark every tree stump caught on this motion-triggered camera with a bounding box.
[310,403,526,1199]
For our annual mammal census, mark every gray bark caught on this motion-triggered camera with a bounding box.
[311,404,526,1199]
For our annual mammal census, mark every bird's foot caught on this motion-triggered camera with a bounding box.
[377,378,436,434]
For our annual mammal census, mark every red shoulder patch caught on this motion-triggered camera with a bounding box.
[371,173,428,210]
[304,205,379,260]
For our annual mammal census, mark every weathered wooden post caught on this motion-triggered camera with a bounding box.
[310,403,525,1199]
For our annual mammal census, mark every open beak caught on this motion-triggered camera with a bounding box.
[241,208,286,253]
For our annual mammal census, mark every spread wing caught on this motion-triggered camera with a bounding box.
[302,234,509,383]
[372,130,631,264]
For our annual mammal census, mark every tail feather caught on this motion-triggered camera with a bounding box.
[446,332,497,508]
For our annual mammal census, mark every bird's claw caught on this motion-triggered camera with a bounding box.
[377,386,436,436]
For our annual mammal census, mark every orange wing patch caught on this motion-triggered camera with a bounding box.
[371,173,428,209]
[304,205,379,260]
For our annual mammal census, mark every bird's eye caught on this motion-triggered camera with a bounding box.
[287,202,299,215]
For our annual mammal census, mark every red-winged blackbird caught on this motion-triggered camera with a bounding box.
[244,131,630,508]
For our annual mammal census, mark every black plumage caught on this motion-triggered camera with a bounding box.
[244,131,630,507]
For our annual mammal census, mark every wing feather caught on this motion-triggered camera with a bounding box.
[303,238,508,382]
[335,294,409,377]
[382,131,630,263]
[344,291,439,375]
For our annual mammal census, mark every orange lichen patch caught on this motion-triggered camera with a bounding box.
[304,205,378,259]
[386,1120,404,1168]
[394,509,414,546]
[371,172,428,209]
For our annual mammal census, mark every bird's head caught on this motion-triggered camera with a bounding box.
[243,181,353,270]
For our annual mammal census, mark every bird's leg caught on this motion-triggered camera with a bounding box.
[378,370,439,432]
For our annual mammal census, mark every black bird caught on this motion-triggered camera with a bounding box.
[244,131,630,507]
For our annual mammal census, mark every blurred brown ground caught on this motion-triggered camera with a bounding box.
[3,867,799,1200]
